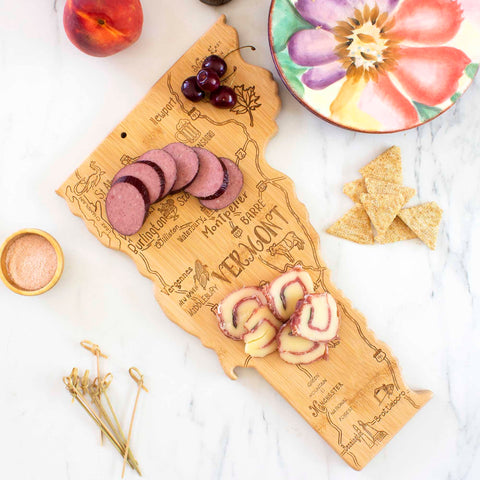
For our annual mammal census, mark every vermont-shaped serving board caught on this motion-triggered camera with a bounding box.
[58,16,431,470]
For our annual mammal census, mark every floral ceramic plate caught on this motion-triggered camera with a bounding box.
[269,0,480,133]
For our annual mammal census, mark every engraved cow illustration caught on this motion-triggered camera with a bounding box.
[267,231,305,262]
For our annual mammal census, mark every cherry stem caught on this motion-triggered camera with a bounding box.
[221,66,238,84]
[224,45,256,60]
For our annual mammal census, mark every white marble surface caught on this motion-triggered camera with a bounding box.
[0,0,479,479]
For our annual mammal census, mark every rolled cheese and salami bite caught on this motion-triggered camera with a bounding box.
[243,306,283,358]
[217,287,266,340]
[137,149,177,198]
[264,267,314,321]
[162,142,200,193]
[106,176,150,236]
[277,322,328,365]
[290,292,339,343]
[113,161,165,203]
[216,269,339,365]
[186,147,229,199]
[200,157,244,211]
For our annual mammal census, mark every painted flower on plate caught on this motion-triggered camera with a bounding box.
[275,0,479,131]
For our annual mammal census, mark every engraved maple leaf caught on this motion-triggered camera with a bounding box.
[230,84,261,127]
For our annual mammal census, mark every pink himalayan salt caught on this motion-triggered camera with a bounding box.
[5,234,57,291]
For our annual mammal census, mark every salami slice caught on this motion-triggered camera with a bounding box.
[163,143,199,193]
[201,158,229,200]
[137,150,177,198]
[186,148,227,199]
[106,176,149,236]
[113,161,164,203]
[200,158,244,210]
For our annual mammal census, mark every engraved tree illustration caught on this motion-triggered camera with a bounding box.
[230,84,261,127]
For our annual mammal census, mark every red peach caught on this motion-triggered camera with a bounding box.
[63,0,143,57]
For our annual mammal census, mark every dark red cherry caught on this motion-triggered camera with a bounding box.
[210,86,237,109]
[181,76,205,102]
[196,68,220,92]
[202,55,227,78]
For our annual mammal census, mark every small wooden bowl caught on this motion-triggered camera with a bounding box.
[0,229,64,296]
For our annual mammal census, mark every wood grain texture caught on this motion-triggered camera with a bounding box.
[57,16,432,470]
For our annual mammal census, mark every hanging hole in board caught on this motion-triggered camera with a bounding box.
[121,132,127,139]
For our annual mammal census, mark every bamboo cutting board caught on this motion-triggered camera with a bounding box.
[58,16,432,470]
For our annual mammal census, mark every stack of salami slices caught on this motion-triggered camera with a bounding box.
[106,143,244,236]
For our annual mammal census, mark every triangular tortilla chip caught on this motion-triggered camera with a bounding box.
[364,177,415,204]
[376,217,417,244]
[360,192,406,236]
[343,178,367,203]
[326,204,374,245]
[398,202,443,250]
[360,146,403,184]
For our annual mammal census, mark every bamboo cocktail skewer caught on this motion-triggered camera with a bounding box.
[122,368,148,478]
[63,375,141,474]
[94,374,126,441]
[90,377,120,437]
[80,369,90,396]
[89,375,141,472]
[69,368,79,403]
[80,341,108,444]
